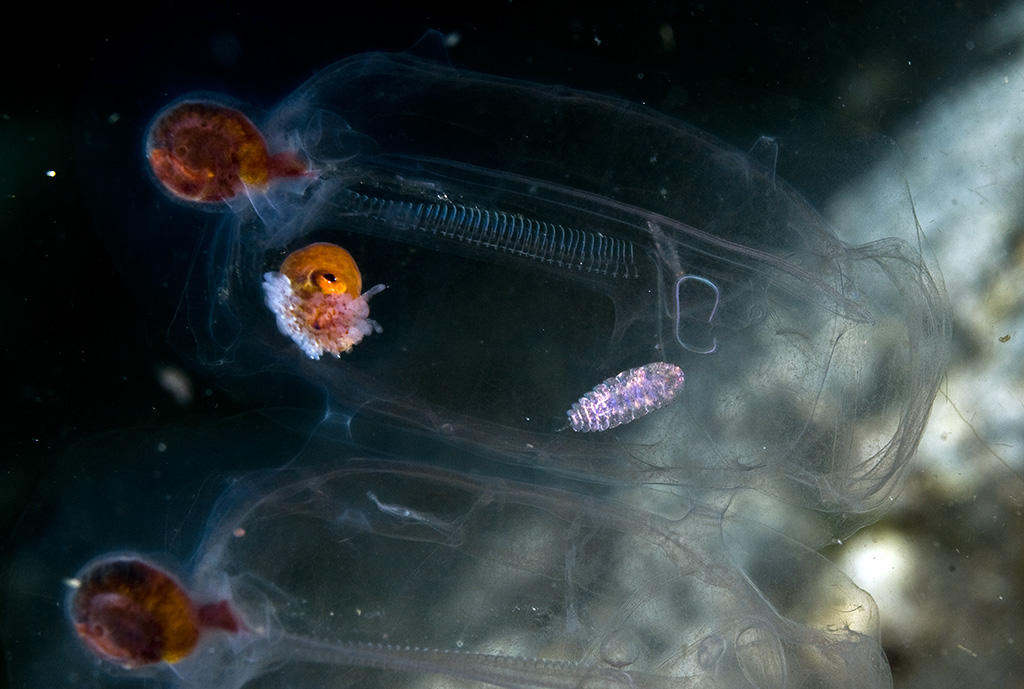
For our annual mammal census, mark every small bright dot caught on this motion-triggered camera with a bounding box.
[45,170,56,178]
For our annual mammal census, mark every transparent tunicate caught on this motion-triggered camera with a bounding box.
[155,32,949,536]
[5,31,951,689]
[10,427,894,689]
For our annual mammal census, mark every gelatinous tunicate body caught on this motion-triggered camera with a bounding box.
[62,458,893,689]
[156,32,949,541]
[19,34,950,689]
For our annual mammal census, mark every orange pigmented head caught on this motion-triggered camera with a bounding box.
[263,242,386,359]
[279,242,363,298]
[146,100,308,204]
[69,556,241,668]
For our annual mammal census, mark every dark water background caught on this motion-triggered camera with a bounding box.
[3,2,1018,688]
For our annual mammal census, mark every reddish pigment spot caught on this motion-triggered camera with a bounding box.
[69,556,243,668]
[146,101,309,204]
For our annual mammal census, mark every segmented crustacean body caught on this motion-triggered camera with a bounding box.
[567,362,685,432]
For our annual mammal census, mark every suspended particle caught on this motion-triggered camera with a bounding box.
[566,362,685,432]
[263,242,386,359]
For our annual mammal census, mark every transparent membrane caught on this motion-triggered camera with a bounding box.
[179,32,948,528]
[8,426,892,689]
[5,32,950,689]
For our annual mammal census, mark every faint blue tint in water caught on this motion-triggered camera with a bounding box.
[189,31,947,527]
[5,32,949,689]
